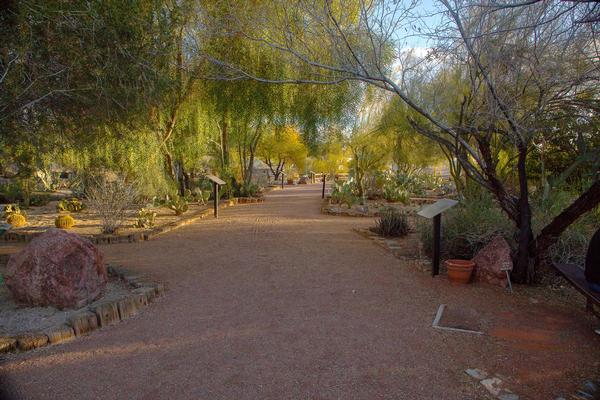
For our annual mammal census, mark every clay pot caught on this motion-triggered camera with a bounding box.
[445,259,475,284]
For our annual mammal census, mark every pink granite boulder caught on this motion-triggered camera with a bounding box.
[5,228,107,309]
[471,236,513,287]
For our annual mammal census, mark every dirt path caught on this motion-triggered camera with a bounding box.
[1,184,598,399]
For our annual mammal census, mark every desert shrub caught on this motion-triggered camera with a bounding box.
[238,183,260,197]
[57,198,85,213]
[418,191,513,260]
[134,208,157,228]
[0,182,23,203]
[166,195,189,216]
[29,193,51,207]
[383,184,410,203]
[86,176,137,234]
[373,208,410,237]
[330,180,359,208]
[193,187,212,204]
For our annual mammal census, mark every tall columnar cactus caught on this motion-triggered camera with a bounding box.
[55,214,75,229]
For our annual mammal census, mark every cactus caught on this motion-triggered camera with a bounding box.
[134,208,157,228]
[3,204,21,218]
[55,214,75,229]
[57,198,85,213]
[166,195,189,216]
[7,213,26,227]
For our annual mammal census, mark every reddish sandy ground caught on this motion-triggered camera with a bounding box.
[0,184,598,399]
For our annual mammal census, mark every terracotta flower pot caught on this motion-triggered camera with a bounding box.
[445,259,475,284]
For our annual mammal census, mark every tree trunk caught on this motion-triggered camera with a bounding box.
[221,113,230,168]
[512,147,535,284]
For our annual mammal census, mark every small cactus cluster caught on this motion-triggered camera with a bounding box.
[57,198,85,213]
[134,208,157,228]
[3,204,27,227]
[7,213,27,227]
[166,195,189,216]
[55,214,75,229]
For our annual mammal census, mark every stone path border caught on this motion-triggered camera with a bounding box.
[0,264,164,354]
[352,227,433,274]
[0,197,265,245]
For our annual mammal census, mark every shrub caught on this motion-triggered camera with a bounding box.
[373,208,410,237]
[383,184,410,203]
[239,183,260,197]
[0,182,23,203]
[7,213,26,227]
[166,195,189,216]
[55,214,75,229]
[29,193,51,207]
[57,198,85,213]
[86,176,137,234]
[418,192,513,260]
[134,208,157,228]
[193,188,212,205]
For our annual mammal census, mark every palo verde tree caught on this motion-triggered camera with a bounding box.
[204,0,600,283]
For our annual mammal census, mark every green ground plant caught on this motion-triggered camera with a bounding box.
[330,181,359,209]
[373,208,410,237]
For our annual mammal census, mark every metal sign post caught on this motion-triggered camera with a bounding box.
[280,172,286,189]
[321,173,327,199]
[417,199,459,276]
[205,174,226,218]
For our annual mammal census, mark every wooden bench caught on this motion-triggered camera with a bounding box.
[553,263,600,318]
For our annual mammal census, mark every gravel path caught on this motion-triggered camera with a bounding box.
[1,184,598,399]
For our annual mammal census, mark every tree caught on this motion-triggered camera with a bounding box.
[204,0,600,283]
[258,126,308,180]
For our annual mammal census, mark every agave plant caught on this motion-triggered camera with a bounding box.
[373,208,410,237]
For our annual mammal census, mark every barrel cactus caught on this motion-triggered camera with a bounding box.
[7,213,26,227]
[55,214,75,229]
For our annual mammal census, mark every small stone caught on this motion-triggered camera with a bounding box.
[68,311,99,336]
[465,368,488,380]
[133,286,156,302]
[45,325,75,344]
[131,292,148,308]
[498,393,519,400]
[16,333,48,351]
[480,377,503,396]
[0,337,17,353]
[90,301,120,327]
[117,297,139,320]
[153,283,165,296]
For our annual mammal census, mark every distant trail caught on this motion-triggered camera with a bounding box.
[0,184,596,400]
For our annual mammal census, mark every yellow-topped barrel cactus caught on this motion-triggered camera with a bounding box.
[55,214,75,229]
[7,213,27,227]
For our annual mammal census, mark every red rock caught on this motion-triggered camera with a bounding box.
[471,236,513,287]
[5,228,107,309]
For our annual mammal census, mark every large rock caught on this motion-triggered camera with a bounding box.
[5,228,106,309]
[471,236,513,287]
